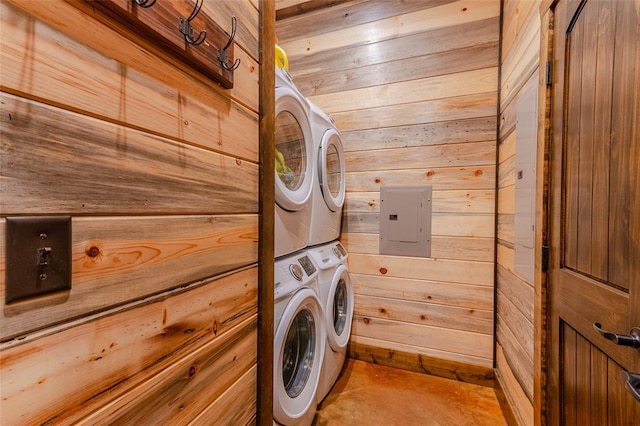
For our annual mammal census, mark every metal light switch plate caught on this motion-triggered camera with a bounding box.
[6,216,72,303]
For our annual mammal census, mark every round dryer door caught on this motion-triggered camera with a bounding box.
[274,288,325,424]
[326,265,354,351]
[318,129,345,212]
[275,87,313,212]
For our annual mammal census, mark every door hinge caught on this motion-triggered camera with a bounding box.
[542,245,550,271]
[545,60,553,87]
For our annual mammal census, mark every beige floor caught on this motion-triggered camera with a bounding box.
[314,359,507,425]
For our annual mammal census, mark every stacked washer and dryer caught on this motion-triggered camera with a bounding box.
[273,64,354,426]
[305,98,354,405]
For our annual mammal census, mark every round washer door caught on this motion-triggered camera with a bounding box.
[274,288,325,424]
[318,129,345,212]
[275,87,313,212]
[326,265,354,351]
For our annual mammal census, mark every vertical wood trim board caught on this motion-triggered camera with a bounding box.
[1,0,260,423]
[534,8,554,425]
[277,0,500,377]
[258,0,276,423]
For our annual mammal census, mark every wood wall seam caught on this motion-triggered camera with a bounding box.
[495,0,543,424]
[496,343,535,426]
[494,369,524,426]
[491,0,505,376]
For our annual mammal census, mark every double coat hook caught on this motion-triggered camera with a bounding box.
[179,0,207,46]
[217,16,241,71]
[132,0,156,8]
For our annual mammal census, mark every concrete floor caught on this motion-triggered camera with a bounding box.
[314,359,507,425]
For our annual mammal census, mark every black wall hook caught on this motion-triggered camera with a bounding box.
[217,16,240,71]
[179,0,207,46]
[132,0,156,8]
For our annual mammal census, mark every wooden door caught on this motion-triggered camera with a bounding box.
[548,0,640,424]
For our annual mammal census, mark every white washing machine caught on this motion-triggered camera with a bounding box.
[307,100,346,246]
[306,240,354,404]
[274,250,325,425]
[275,67,314,258]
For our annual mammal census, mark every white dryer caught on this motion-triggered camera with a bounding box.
[275,67,314,258]
[274,250,325,425]
[307,240,354,403]
[307,100,346,246]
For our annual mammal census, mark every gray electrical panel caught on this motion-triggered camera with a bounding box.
[379,185,432,257]
[514,70,538,283]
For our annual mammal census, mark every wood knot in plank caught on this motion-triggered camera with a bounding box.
[86,245,101,258]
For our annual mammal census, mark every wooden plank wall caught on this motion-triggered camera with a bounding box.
[0,1,260,424]
[496,0,542,424]
[277,0,500,378]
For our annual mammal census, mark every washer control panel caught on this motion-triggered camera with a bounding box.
[275,252,319,298]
